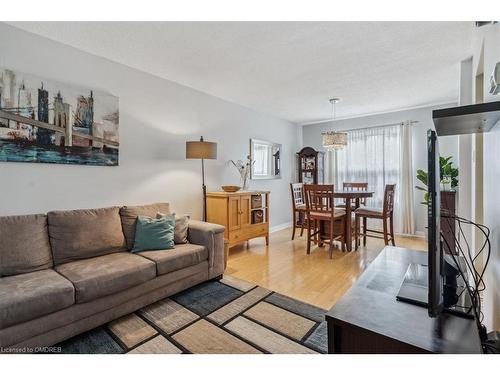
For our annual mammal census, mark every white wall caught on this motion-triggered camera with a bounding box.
[0,23,299,230]
[476,23,500,331]
[457,58,474,255]
[302,104,458,235]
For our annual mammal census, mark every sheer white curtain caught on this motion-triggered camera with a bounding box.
[324,123,415,235]
[399,122,415,234]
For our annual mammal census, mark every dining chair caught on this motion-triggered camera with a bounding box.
[290,183,307,240]
[354,184,396,250]
[304,184,347,258]
[337,182,369,209]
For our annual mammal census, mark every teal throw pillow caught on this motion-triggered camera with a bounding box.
[131,215,175,253]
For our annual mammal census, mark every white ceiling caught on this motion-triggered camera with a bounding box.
[8,22,474,124]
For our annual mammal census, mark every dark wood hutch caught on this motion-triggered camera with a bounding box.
[297,147,325,184]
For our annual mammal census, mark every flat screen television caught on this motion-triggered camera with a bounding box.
[427,129,443,316]
[397,129,472,318]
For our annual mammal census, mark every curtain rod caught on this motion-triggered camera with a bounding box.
[333,120,420,134]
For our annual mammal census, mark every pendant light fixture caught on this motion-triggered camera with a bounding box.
[321,98,347,151]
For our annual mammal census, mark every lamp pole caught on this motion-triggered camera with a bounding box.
[200,136,207,221]
[186,135,217,222]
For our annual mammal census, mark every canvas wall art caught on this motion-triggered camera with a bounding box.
[0,68,119,166]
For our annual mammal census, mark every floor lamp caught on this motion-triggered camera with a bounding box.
[186,136,217,221]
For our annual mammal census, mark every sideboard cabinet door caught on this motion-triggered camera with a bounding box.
[228,196,241,231]
[240,195,252,227]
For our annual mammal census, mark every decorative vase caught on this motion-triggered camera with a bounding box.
[230,155,254,191]
[241,175,250,190]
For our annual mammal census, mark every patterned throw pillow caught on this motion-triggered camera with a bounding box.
[157,212,189,244]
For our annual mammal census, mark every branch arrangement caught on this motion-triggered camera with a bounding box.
[230,155,255,190]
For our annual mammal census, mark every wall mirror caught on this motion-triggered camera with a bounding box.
[250,138,282,179]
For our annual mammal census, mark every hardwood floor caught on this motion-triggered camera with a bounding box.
[225,228,426,310]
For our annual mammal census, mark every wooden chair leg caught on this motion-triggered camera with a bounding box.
[383,217,389,245]
[342,217,347,252]
[291,211,296,240]
[357,219,361,246]
[306,218,311,254]
[363,217,367,246]
[390,214,396,246]
[355,215,359,251]
[358,217,361,246]
[300,215,309,237]
[317,220,324,247]
[313,220,317,245]
[329,220,334,259]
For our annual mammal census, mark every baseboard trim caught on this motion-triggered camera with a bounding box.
[395,232,426,239]
[268,222,426,238]
[270,222,292,233]
[413,231,426,238]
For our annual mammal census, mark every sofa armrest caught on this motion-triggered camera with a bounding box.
[187,220,225,279]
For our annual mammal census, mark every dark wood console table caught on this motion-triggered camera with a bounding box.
[325,246,482,353]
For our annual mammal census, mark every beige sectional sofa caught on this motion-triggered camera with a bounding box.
[0,202,225,349]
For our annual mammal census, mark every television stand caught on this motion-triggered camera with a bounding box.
[396,261,475,319]
[325,246,482,353]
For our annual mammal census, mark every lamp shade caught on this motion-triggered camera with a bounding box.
[186,137,217,159]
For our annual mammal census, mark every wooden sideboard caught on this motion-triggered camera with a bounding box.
[206,190,270,248]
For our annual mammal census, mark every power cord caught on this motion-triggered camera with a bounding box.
[439,214,491,347]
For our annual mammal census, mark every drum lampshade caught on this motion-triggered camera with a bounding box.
[186,137,217,160]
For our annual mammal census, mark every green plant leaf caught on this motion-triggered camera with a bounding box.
[416,169,428,187]
[420,154,458,188]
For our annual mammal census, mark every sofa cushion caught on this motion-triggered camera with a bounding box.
[139,243,208,275]
[0,269,75,329]
[120,203,170,249]
[48,206,126,265]
[0,214,53,277]
[55,252,156,303]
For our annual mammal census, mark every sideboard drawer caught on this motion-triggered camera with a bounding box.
[229,230,243,243]
[242,223,268,238]
[229,224,268,244]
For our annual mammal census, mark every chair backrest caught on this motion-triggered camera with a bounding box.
[304,184,335,215]
[383,184,396,216]
[290,183,304,210]
[343,182,369,205]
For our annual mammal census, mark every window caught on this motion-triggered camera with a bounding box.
[327,123,415,234]
[333,125,401,209]
[323,123,417,234]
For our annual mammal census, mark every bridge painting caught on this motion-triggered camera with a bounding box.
[0,68,119,166]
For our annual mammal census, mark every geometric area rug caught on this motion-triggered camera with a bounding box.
[56,275,328,354]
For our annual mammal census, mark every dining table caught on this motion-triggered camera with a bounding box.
[333,190,374,252]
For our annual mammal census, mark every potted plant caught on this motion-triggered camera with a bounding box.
[415,156,459,205]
